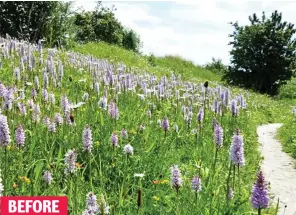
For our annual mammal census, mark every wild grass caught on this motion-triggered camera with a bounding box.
[0,38,288,215]
[277,99,296,160]
[278,78,296,100]
[73,42,221,82]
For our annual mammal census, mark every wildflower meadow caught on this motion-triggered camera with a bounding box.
[0,36,283,214]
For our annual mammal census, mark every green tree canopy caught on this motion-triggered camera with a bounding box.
[122,28,142,53]
[224,10,296,95]
[0,1,57,42]
[74,2,141,53]
[0,1,73,47]
[204,57,227,75]
[0,1,141,52]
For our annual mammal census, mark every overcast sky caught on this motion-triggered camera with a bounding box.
[73,1,296,65]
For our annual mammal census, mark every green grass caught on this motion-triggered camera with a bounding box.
[75,42,290,121]
[278,118,296,158]
[153,55,221,82]
[73,42,220,82]
[277,99,296,161]
[71,41,292,214]
[276,75,296,159]
[75,41,296,169]
[0,40,288,215]
[73,42,149,69]
[278,78,296,99]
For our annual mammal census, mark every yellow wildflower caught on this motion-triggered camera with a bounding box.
[76,163,83,169]
[13,183,18,189]
[152,179,169,185]
[24,177,31,184]
[19,176,31,184]
[160,180,169,184]
[153,196,160,201]
[130,129,137,135]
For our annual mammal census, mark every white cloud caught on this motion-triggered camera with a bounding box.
[112,3,162,25]
[74,1,296,65]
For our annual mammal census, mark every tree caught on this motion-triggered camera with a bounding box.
[45,2,74,48]
[92,9,123,45]
[74,2,142,53]
[0,1,74,47]
[74,12,96,42]
[204,57,227,75]
[75,2,124,45]
[0,1,57,42]
[224,10,296,95]
[122,28,141,53]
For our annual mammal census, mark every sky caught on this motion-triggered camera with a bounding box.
[73,1,296,65]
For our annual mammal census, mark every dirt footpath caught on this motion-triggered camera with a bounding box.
[257,123,296,215]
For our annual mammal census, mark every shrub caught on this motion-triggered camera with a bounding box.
[204,57,227,75]
[224,10,296,95]
[278,78,296,99]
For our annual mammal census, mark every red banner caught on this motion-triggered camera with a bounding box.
[0,196,68,215]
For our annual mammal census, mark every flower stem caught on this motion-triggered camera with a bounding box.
[206,148,218,187]
[89,154,93,192]
[238,165,241,195]
[74,175,77,214]
[213,148,218,175]
[209,193,214,215]
[204,88,207,120]
[232,165,236,190]
[4,147,7,196]
[226,162,232,204]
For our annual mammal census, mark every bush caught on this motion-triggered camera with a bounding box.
[204,57,227,75]
[0,1,141,52]
[278,78,296,99]
[0,1,57,42]
[74,2,141,53]
[147,53,157,67]
[224,10,296,95]
[122,28,141,53]
[0,1,75,48]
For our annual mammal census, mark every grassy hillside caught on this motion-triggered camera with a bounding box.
[76,42,296,166]
[275,78,296,161]
[73,42,221,82]
[277,98,296,162]
[278,78,296,99]
[75,42,290,119]
[0,38,292,215]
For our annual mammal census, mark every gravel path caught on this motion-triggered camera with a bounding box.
[257,123,296,215]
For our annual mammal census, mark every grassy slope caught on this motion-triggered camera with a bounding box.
[277,98,296,162]
[76,42,296,160]
[73,42,221,82]
[276,79,296,161]
[1,41,262,214]
[73,42,295,213]
[0,39,291,214]
[74,42,289,123]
